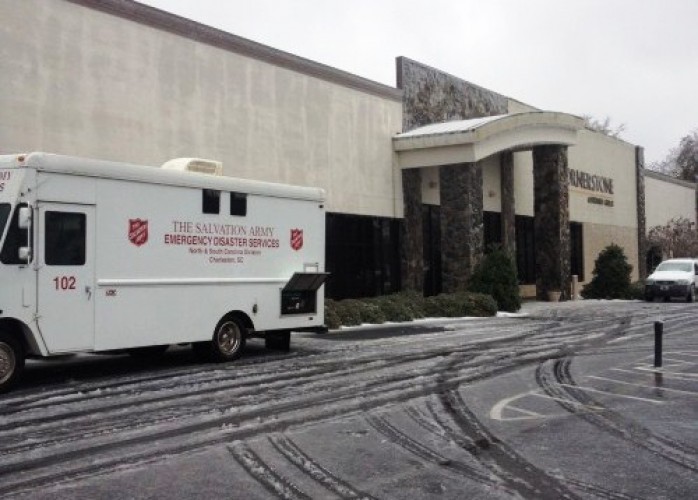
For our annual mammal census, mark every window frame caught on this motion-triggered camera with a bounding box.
[44,210,87,266]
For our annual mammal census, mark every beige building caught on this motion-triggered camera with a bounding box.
[1,0,694,299]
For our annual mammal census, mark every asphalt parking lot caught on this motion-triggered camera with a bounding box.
[1,299,697,499]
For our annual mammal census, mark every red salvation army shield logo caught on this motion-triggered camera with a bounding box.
[128,219,149,246]
[290,228,303,251]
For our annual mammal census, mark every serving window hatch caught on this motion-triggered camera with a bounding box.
[281,272,329,315]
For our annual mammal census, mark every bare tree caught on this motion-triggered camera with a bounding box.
[647,129,698,180]
[582,115,626,139]
[674,129,698,182]
[647,217,698,259]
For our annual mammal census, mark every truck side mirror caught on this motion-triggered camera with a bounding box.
[18,206,32,229]
[18,247,32,263]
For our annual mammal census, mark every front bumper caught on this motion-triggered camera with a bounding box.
[645,283,691,298]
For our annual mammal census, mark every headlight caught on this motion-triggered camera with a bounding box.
[679,279,692,285]
[645,280,654,286]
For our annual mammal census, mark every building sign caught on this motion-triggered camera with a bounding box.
[569,169,614,207]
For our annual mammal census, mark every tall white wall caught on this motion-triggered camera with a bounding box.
[645,174,696,229]
[0,0,403,217]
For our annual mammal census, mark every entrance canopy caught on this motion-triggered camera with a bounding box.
[393,111,585,169]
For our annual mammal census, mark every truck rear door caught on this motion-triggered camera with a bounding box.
[37,203,95,353]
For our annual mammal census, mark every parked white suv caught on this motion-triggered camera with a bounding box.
[645,258,698,302]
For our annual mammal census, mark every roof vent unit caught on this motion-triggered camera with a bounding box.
[161,158,223,176]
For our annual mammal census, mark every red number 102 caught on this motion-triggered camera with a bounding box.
[53,276,76,290]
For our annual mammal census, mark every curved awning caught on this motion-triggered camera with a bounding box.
[393,111,585,169]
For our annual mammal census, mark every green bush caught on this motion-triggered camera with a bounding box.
[628,281,646,300]
[393,290,426,318]
[356,301,387,324]
[324,299,342,330]
[334,299,364,326]
[462,292,499,317]
[325,290,498,330]
[368,295,416,322]
[581,244,633,299]
[467,248,521,312]
[423,292,497,318]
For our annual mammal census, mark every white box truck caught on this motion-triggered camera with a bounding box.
[0,153,328,392]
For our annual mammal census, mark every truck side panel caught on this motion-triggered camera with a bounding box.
[91,176,324,351]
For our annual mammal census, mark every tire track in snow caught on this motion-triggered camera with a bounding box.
[535,357,698,473]
[269,435,377,500]
[431,390,581,500]
[228,441,311,500]
[364,413,505,490]
[0,313,674,496]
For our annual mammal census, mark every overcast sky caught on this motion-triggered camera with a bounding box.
[140,0,697,165]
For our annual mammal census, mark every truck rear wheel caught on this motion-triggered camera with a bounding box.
[0,332,24,394]
[194,316,247,362]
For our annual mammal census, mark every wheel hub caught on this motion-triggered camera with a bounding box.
[0,342,16,385]
[217,323,241,354]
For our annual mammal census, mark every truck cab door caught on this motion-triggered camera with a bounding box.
[37,203,95,353]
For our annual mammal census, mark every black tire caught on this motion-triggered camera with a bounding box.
[128,345,169,360]
[0,332,25,394]
[195,316,247,362]
[688,286,695,303]
[644,294,654,302]
[265,331,291,352]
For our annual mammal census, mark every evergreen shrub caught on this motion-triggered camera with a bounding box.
[368,295,415,322]
[423,292,497,318]
[325,291,497,329]
[581,244,633,299]
[324,299,342,330]
[467,248,521,312]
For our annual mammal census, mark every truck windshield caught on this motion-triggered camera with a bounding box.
[0,203,10,242]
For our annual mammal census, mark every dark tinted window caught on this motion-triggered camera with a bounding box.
[202,189,220,214]
[483,211,502,251]
[423,204,441,296]
[230,192,247,216]
[45,211,86,266]
[516,215,536,284]
[325,213,401,300]
[0,203,30,265]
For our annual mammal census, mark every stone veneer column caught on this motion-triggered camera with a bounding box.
[533,146,571,300]
[439,162,483,292]
[635,147,648,280]
[400,169,424,292]
[500,151,516,257]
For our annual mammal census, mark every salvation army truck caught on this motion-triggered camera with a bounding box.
[0,152,328,392]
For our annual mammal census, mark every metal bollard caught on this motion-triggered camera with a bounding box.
[654,321,663,368]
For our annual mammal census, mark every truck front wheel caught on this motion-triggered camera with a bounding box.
[0,332,24,393]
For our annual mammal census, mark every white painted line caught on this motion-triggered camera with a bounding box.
[490,389,602,421]
[667,351,698,358]
[557,383,665,404]
[611,367,698,382]
[634,366,698,378]
[658,357,695,366]
[587,376,698,397]
[529,391,600,408]
[490,390,537,420]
